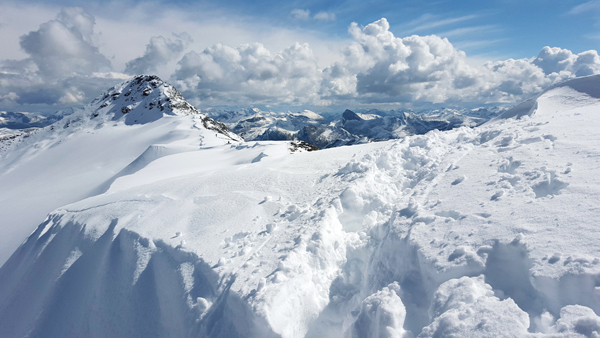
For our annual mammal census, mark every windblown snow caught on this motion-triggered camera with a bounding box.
[1,75,600,337]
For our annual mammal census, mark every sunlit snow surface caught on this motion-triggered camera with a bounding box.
[2,76,600,337]
[0,75,241,265]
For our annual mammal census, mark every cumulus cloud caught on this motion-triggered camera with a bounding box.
[168,19,600,107]
[172,42,322,106]
[320,18,600,105]
[125,33,193,75]
[321,18,483,103]
[0,92,19,107]
[0,7,122,109]
[19,7,111,79]
[2,11,600,111]
[533,46,600,77]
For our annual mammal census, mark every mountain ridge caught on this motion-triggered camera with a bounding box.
[0,74,242,265]
[207,106,504,149]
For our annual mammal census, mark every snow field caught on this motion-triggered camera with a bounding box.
[2,75,600,337]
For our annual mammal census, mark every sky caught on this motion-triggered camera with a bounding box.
[0,0,599,113]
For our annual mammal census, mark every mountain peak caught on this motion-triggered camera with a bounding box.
[89,74,199,125]
[80,75,241,141]
[341,109,362,123]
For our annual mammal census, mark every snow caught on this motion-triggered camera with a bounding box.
[208,106,501,149]
[0,75,241,265]
[1,75,600,337]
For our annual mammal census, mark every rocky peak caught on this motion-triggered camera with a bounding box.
[61,75,242,142]
[341,109,362,124]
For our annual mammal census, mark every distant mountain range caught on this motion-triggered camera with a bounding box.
[2,101,505,150]
[206,106,505,149]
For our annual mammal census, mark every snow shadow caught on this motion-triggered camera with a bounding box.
[0,216,277,338]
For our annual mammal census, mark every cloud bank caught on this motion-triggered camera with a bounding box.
[172,42,322,106]
[1,8,600,111]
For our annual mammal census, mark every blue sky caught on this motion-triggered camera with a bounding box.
[0,0,599,111]
[42,0,598,59]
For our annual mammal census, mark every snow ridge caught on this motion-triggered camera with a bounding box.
[0,74,243,267]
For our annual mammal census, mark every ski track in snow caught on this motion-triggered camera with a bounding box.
[2,76,600,337]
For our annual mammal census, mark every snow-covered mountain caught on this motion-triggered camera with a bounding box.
[0,109,77,129]
[0,75,242,265]
[208,107,503,149]
[2,75,600,337]
[0,110,74,147]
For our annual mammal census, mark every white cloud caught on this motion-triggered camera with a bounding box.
[58,87,85,104]
[125,33,193,75]
[172,42,322,106]
[320,18,600,105]
[1,92,19,101]
[0,7,127,108]
[0,4,57,61]
[291,9,335,22]
[1,8,599,111]
[0,4,346,110]
[291,9,310,20]
[567,1,600,15]
[19,7,111,79]
[406,14,479,34]
[314,12,336,21]
[533,46,600,77]
[321,18,481,103]
[0,92,19,107]
[437,25,500,39]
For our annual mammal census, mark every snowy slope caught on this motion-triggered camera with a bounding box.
[0,75,242,265]
[2,75,600,337]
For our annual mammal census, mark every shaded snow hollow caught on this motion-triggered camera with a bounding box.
[2,75,600,337]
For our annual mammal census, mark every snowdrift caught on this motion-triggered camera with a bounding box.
[2,75,600,337]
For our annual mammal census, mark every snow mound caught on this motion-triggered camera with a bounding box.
[501,74,600,119]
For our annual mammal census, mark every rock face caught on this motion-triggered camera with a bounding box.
[86,75,241,140]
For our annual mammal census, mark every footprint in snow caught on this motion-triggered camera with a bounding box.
[451,175,466,185]
[491,190,504,201]
[498,157,522,174]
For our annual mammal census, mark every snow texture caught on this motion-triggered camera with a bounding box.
[2,75,600,337]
